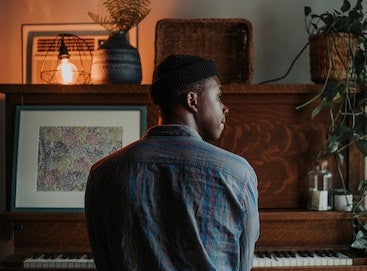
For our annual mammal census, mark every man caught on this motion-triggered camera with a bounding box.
[85,54,259,271]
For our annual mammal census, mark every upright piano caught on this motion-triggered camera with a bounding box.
[0,84,366,270]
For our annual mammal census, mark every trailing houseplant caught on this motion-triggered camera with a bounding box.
[87,0,151,84]
[298,0,367,252]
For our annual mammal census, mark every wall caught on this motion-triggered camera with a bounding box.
[0,0,343,211]
[0,0,342,84]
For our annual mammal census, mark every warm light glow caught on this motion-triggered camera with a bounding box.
[56,58,78,84]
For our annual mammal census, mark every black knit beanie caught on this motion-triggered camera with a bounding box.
[149,54,218,105]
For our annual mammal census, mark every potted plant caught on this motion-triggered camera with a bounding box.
[352,180,367,252]
[298,0,367,252]
[88,0,151,84]
[305,0,364,83]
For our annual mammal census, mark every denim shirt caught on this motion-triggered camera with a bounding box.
[85,125,259,271]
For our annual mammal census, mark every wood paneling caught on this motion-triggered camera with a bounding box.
[0,84,364,268]
[0,83,358,210]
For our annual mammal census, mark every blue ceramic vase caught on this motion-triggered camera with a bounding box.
[91,32,142,84]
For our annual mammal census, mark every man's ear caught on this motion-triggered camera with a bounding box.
[186,91,199,112]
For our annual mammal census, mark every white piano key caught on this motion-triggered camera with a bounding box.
[23,252,96,269]
[54,258,64,268]
[314,250,342,266]
[252,249,353,268]
[320,255,329,266]
[337,251,353,266]
[253,256,263,267]
[294,254,308,267]
[35,258,47,268]
[268,256,278,267]
[264,253,276,267]
[283,257,291,267]
[23,257,36,268]
[87,259,96,269]
[74,260,82,268]
[27,249,351,269]
[326,253,342,266]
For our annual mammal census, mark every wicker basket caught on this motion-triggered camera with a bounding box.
[309,33,358,83]
[154,18,253,84]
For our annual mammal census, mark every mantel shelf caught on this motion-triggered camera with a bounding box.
[0,83,322,94]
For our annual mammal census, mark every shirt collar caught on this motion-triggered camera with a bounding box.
[144,125,202,140]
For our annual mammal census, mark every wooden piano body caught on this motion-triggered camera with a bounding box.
[0,83,366,270]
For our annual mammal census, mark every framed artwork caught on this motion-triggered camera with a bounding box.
[21,23,138,83]
[11,105,146,212]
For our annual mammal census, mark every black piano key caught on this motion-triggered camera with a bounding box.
[315,250,326,257]
[32,252,44,259]
[63,253,72,259]
[297,250,307,257]
[322,250,331,257]
[256,251,265,258]
[44,252,58,259]
[263,251,272,259]
[75,253,85,259]
[324,250,336,257]
[329,250,339,257]
[287,250,296,258]
[70,252,78,259]
[273,251,283,258]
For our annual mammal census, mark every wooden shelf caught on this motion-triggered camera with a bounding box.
[0,209,351,221]
[0,83,321,94]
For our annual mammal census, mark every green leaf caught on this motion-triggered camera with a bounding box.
[336,151,345,164]
[304,6,312,17]
[355,138,367,156]
[334,125,353,141]
[311,102,326,119]
[341,0,351,13]
[326,135,341,153]
[351,227,367,251]
[354,48,366,77]
[311,23,319,31]
[324,126,353,155]
[355,114,367,133]
[351,237,367,250]
[321,81,343,102]
[88,0,151,33]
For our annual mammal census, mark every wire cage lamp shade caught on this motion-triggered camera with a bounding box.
[40,33,93,84]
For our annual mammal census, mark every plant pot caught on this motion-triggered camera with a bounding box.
[334,189,353,212]
[309,33,358,83]
[91,32,142,84]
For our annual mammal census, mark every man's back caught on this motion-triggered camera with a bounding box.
[85,125,259,271]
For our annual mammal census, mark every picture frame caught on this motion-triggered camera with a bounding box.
[11,105,146,212]
[21,23,138,83]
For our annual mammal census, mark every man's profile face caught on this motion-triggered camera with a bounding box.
[195,76,229,141]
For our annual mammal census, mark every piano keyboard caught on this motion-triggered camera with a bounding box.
[23,252,95,269]
[253,249,353,268]
[22,250,353,269]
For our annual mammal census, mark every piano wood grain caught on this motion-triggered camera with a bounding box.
[0,83,365,269]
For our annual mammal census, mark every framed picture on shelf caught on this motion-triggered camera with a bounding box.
[11,105,146,212]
